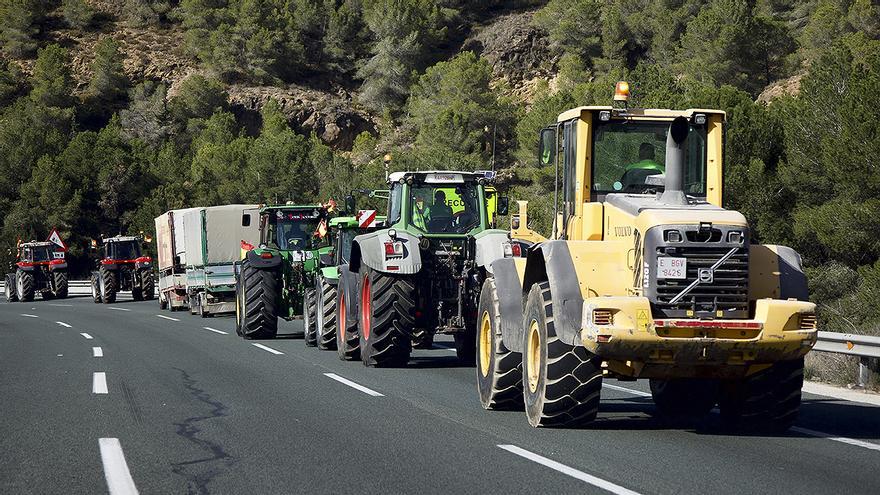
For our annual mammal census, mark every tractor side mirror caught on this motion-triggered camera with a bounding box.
[498,196,509,216]
[319,253,334,267]
[344,195,356,214]
[538,127,556,166]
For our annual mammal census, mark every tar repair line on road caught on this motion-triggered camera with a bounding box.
[80,333,93,340]
[93,372,108,394]
[323,373,385,397]
[56,321,72,328]
[155,314,179,321]
[608,383,880,453]
[498,444,641,495]
[203,327,228,335]
[251,343,284,355]
[99,438,139,495]
[93,347,103,358]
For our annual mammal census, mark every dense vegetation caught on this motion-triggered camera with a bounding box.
[1,0,879,344]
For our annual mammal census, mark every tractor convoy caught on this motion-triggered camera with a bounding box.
[3,82,820,433]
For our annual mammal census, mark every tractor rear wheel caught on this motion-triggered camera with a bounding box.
[91,273,101,303]
[719,358,804,433]
[650,379,718,418]
[16,270,35,302]
[522,282,602,427]
[317,277,337,350]
[336,282,359,361]
[5,273,18,302]
[141,270,155,300]
[100,267,117,303]
[239,259,279,339]
[358,267,413,367]
[53,270,68,299]
[477,277,523,410]
[304,288,318,347]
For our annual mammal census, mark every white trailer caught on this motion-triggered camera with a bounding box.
[183,205,260,317]
[154,208,202,311]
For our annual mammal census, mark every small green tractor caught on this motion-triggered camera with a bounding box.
[4,241,68,302]
[90,235,154,304]
[346,171,512,367]
[235,204,333,339]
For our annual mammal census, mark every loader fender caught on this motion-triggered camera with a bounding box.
[749,244,809,302]
[337,265,359,329]
[473,229,509,273]
[349,230,423,275]
[245,249,282,270]
[774,245,808,301]
[521,240,584,346]
[489,257,526,353]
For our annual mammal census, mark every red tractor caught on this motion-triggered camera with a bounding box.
[4,241,68,302]
[90,235,155,303]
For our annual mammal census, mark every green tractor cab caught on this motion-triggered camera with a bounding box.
[235,204,334,339]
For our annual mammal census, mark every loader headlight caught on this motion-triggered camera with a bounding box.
[664,229,682,243]
[727,231,744,244]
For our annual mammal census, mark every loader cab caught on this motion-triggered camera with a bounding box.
[538,83,725,240]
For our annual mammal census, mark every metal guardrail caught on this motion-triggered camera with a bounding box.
[814,331,880,359]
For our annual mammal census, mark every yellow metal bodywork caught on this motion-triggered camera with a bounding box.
[514,105,817,380]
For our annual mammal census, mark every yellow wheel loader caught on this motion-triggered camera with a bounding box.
[477,83,817,431]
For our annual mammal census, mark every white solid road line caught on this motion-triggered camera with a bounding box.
[603,383,652,397]
[20,313,38,318]
[323,373,385,397]
[791,426,880,452]
[56,321,72,328]
[251,343,284,355]
[93,347,104,358]
[93,372,108,394]
[498,445,641,495]
[99,438,139,495]
[155,314,179,321]
[80,333,94,340]
[203,327,228,335]
[108,307,131,312]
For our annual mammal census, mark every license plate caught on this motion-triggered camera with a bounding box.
[657,257,687,279]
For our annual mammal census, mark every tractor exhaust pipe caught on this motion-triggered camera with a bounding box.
[660,116,690,206]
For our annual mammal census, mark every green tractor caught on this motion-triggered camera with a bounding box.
[235,204,333,339]
[346,171,512,367]
[312,211,387,358]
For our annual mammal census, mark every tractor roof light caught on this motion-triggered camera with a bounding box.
[613,81,630,102]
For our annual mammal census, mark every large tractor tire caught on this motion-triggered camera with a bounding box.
[358,267,414,367]
[91,273,101,303]
[336,280,360,361]
[53,270,68,299]
[5,273,18,302]
[141,270,155,300]
[100,267,117,304]
[522,282,602,428]
[239,259,279,339]
[650,379,718,418]
[304,288,318,347]
[477,277,523,410]
[719,358,804,433]
[16,270,35,302]
[316,277,337,350]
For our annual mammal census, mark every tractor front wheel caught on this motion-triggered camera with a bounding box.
[317,277,337,350]
[53,270,68,299]
[358,267,413,367]
[100,267,117,304]
[477,277,523,410]
[16,270,35,302]
[4,273,18,302]
[304,288,318,347]
[336,281,359,361]
[239,259,279,339]
[522,282,602,428]
[141,270,155,300]
[91,273,101,303]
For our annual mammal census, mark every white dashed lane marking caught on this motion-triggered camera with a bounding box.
[99,438,139,495]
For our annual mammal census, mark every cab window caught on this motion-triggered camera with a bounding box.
[409,183,481,234]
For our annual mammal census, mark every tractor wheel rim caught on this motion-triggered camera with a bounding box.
[17,274,23,297]
[479,311,492,377]
[338,293,346,341]
[360,277,371,340]
[527,320,541,394]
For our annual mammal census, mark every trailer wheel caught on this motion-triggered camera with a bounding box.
[5,273,18,302]
[16,270,35,302]
[316,277,337,350]
[141,270,155,300]
[91,273,101,303]
[336,280,359,361]
[477,277,523,410]
[100,267,117,303]
[240,259,279,339]
[650,379,718,418]
[53,270,68,299]
[522,281,602,428]
[358,267,413,367]
[304,288,318,347]
[719,358,804,433]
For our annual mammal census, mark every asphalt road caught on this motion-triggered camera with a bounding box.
[2,294,879,495]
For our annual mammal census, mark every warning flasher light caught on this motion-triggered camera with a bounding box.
[613,81,630,102]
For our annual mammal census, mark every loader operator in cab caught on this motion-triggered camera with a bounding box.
[618,142,665,192]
